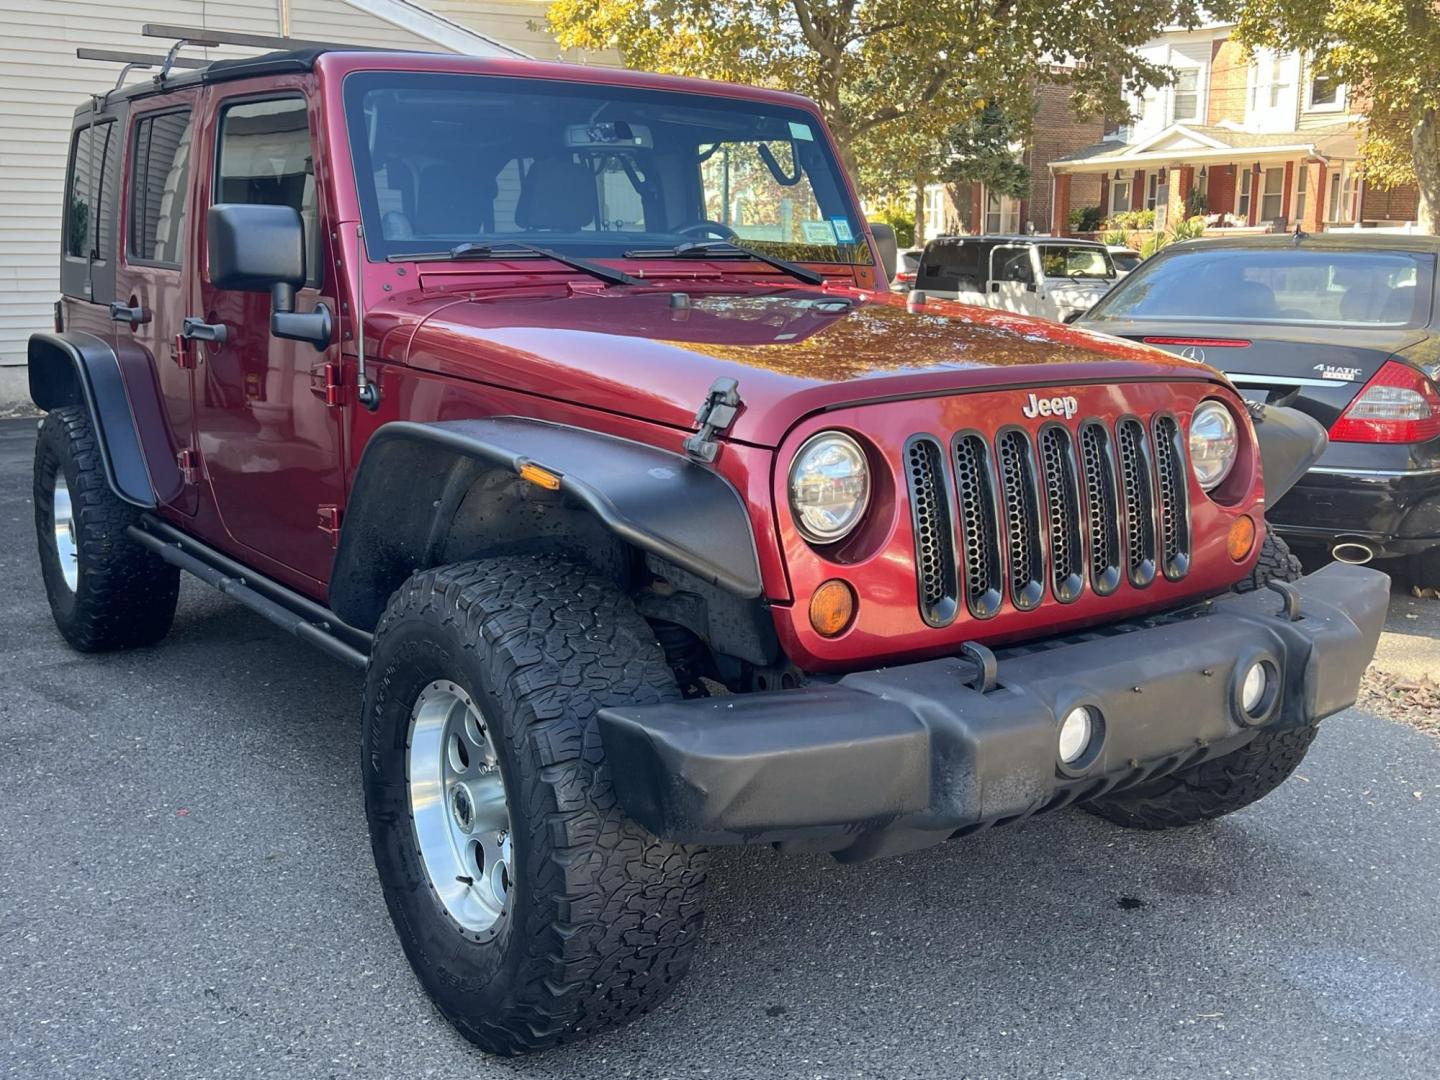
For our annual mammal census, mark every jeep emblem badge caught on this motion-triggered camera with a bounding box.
[1021,392,1079,420]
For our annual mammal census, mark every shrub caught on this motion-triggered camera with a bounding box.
[1102,228,1129,247]
[873,205,916,248]
[1068,205,1103,232]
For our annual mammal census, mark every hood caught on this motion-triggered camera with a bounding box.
[388,285,1221,447]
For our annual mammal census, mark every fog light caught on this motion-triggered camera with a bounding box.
[1058,706,1095,764]
[1240,660,1270,715]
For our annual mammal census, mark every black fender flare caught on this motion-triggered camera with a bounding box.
[329,418,764,631]
[28,331,157,508]
[1251,403,1327,504]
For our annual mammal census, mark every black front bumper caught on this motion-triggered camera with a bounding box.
[599,564,1390,862]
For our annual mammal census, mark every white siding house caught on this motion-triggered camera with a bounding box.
[0,0,541,405]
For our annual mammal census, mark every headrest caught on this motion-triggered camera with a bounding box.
[515,158,597,232]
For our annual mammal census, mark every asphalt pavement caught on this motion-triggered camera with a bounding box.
[2,416,1438,1080]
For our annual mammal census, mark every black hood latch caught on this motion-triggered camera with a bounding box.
[684,377,742,463]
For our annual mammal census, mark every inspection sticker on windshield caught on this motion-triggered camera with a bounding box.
[788,121,814,141]
[831,218,855,243]
[802,220,837,244]
[1313,363,1362,381]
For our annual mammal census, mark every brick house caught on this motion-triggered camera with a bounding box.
[916,81,1106,243]
[1050,22,1420,237]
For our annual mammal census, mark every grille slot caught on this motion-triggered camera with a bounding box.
[905,436,959,626]
[951,434,1004,618]
[1116,417,1157,587]
[996,429,1045,610]
[1078,421,1123,596]
[1038,425,1084,602]
[1152,415,1190,580]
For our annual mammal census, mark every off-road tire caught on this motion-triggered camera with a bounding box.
[361,555,708,1055]
[33,406,179,651]
[1083,528,1316,830]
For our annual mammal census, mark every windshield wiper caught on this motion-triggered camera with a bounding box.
[388,241,641,287]
[623,240,826,286]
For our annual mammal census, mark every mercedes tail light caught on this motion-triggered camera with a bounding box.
[1328,360,1440,444]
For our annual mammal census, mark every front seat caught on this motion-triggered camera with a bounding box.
[515,157,598,232]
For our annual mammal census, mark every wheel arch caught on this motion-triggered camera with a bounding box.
[28,331,157,508]
[329,418,766,634]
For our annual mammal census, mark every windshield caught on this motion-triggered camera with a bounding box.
[1086,247,1435,327]
[1039,245,1113,280]
[342,72,867,265]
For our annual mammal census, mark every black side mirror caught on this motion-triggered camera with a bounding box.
[868,221,898,282]
[1063,311,1084,324]
[208,204,332,351]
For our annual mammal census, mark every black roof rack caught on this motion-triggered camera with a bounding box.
[76,22,411,104]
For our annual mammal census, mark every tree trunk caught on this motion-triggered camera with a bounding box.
[1415,107,1440,235]
[913,176,927,247]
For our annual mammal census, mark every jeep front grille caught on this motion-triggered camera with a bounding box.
[904,412,1189,623]
[905,436,959,626]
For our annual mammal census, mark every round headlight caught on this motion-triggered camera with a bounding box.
[1189,401,1239,491]
[789,432,871,543]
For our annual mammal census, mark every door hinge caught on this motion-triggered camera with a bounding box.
[176,448,199,485]
[683,377,742,463]
[317,504,342,547]
[171,333,196,370]
[309,361,344,407]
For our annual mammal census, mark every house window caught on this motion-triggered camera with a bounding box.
[1260,166,1285,222]
[1268,55,1290,108]
[1308,72,1342,110]
[1110,176,1132,215]
[1146,173,1159,211]
[1172,68,1200,123]
[984,188,1020,233]
[1294,166,1308,224]
[1236,168,1253,218]
[924,185,945,236]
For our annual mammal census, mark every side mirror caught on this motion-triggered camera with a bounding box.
[208,204,332,351]
[868,222,898,283]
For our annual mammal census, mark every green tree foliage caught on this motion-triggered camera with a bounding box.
[546,0,1203,195]
[1210,0,1440,232]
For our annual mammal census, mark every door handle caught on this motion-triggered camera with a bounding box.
[109,301,151,326]
[181,316,228,346]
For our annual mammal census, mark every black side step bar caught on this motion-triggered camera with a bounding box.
[127,516,372,670]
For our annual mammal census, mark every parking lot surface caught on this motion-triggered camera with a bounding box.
[2,416,1438,1080]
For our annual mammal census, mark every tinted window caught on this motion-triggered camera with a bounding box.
[65,122,116,262]
[129,109,192,265]
[1086,247,1434,327]
[215,97,318,284]
[917,239,987,293]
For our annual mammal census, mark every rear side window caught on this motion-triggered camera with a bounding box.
[65,122,116,263]
[215,97,319,285]
[129,109,193,266]
[917,240,986,293]
[1087,247,1435,327]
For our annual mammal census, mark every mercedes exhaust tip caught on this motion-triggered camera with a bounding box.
[1331,540,1375,566]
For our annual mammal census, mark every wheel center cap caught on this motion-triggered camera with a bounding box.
[450,786,474,831]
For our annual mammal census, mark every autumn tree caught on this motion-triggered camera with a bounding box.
[1210,0,1440,233]
[546,0,1201,200]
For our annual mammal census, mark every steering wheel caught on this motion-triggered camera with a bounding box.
[676,220,739,242]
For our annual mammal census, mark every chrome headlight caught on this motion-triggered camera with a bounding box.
[1189,401,1239,491]
[789,432,871,543]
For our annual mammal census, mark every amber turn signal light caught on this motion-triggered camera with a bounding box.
[809,579,857,637]
[1228,515,1256,561]
[518,462,561,491]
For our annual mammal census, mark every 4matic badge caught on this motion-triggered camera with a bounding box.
[1314,363,1363,381]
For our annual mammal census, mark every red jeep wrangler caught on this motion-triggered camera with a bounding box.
[32,40,1388,1055]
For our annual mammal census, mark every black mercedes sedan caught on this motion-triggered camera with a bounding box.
[1076,233,1440,584]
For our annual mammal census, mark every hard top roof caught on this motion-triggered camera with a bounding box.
[925,234,1107,247]
[1163,232,1440,254]
[87,46,821,113]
